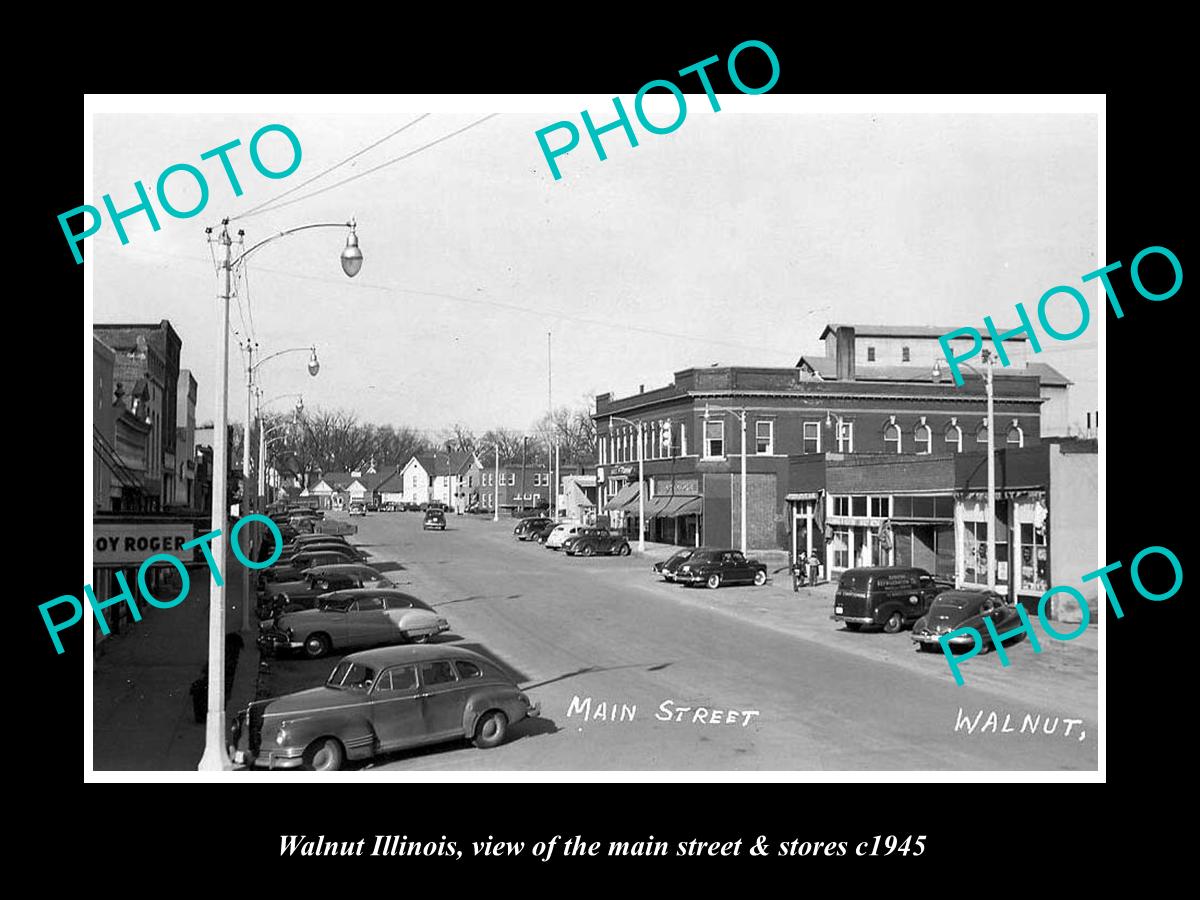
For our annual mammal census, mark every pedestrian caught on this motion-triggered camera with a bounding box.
[792,552,808,592]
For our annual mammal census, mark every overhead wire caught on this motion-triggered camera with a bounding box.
[233,114,431,221]
[235,114,499,221]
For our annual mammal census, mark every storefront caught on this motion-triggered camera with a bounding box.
[646,474,701,546]
[92,516,198,652]
[956,490,1048,604]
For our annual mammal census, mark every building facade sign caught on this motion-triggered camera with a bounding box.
[94,521,195,565]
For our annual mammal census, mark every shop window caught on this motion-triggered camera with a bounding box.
[1020,522,1048,592]
[870,497,890,518]
[944,422,963,453]
[914,423,932,454]
[832,496,850,517]
[963,521,989,585]
[902,345,911,362]
[851,495,867,517]
[802,421,820,454]
[883,421,902,453]
[755,420,774,455]
[1007,423,1024,448]
[704,419,725,458]
[831,530,851,569]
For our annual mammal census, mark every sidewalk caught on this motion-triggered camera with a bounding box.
[92,544,261,770]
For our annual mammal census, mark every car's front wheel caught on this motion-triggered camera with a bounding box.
[753,570,767,586]
[303,633,331,659]
[581,544,594,557]
[706,573,722,589]
[303,737,345,771]
[473,710,509,749]
[882,611,904,634]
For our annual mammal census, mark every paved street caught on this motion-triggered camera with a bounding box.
[257,511,1099,771]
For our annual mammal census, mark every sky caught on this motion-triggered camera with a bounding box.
[91,104,1099,434]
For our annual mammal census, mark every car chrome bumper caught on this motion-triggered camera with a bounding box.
[234,747,305,770]
[676,573,705,584]
[257,632,303,652]
[830,614,875,625]
[912,632,972,646]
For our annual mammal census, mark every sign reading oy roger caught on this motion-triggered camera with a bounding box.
[94,522,195,565]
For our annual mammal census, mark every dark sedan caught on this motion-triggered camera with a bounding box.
[673,549,768,589]
[230,645,540,770]
[423,509,447,531]
[258,564,396,619]
[531,521,558,545]
[653,548,698,581]
[563,528,631,557]
[911,589,1027,652]
[514,517,552,540]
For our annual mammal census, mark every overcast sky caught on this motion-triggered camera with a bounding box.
[92,108,1098,433]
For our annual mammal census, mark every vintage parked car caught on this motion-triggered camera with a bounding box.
[564,527,631,557]
[278,541,367,563]
[514,517,553,540]
[258,564,396,619]
[544,522,586,550]
[260,548,367,587]
[258,589,449,658]
[423,509,447,531]
[230,645,541,770]
[652,548,698,581]
[911,589,1027,652]
[531,521,559,545]
[674,549,768,589]
[832,566,956,634]
[348,502,367,517]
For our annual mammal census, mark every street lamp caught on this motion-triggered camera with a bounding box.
[703,404,748,556]
[933,350,996,592]
[199,217,360,773]
[609,415,646,553]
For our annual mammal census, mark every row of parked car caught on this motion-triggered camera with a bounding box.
[830,565,1028,653]
[651,547,770,589]
[237,516,540,770]
[512,516,633,556]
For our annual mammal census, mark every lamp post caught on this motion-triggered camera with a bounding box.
[199,217,360,773]
[703,404,747,555]
[934,350,996,592]
[609,415,645,553]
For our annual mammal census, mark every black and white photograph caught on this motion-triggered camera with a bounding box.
[82,93,1103,776]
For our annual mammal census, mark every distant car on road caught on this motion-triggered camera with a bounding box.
[832,566,954,633]
[230,645,541,770]
[911,589,1026,652]
[544,522,585,550]
[653,548,698,581]
[674,549,768,589]
[563,527,631,557]
[514,517,553,540]
[259,564,396,619]
[365,501,379,512]
[423,509,447,531]
[258,589,449,658]
[348,502,367,517]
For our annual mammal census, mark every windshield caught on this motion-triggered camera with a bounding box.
[326,661,376,690]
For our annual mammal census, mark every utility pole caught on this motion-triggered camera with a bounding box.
[520,436,528,513]
[985,349,997,593]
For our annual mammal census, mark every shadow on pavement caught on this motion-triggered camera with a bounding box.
[523,661,675,690]
[371,561,407,572]
[354,715,559,770]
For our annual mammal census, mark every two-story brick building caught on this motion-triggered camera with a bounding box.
[594,324,1070,606]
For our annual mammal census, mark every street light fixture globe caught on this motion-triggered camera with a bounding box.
[341,229,363,278]
[307,348,320,377]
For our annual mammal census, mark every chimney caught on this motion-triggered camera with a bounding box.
[836,326,856,381]
[639,384,645,393]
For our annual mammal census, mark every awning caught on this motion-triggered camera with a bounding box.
[604,482,641,512]
[646,495,703,518]
[785,492,820,501]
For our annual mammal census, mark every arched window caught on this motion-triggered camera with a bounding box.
[883,420,902,453]
[944,421,963,453]
[914,422,932,455]
[1007,421,1024,448]
[976,422,990,445]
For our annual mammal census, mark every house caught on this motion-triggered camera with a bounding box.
[398,456,436,504]
[372,465,406,506]
[476,449,552,514]
[455,453,485,512]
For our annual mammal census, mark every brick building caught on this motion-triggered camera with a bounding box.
[594,324,1071,604]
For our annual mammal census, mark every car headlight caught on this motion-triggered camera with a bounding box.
[275,722,289,745]
[437,618,448,628]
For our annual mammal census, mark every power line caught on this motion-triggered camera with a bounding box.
[235,114,499,221]
[233,114,431,221]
